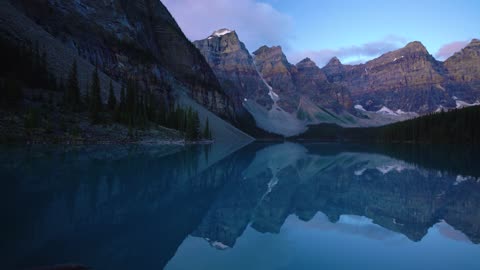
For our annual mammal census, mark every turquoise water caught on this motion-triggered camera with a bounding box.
[1,143,480,270]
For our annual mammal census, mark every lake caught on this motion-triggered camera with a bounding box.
[1,142,480,270]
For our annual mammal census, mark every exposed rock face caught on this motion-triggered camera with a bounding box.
[253,46,353,115]
[445,39,480,82]
[294,57,352,112]
[195,32,353,137]
[322,57,349,82]
[323,41,453,113]
[444,39,480,102]
[193,30,273,115]
[253,46,298,113]
[11,0,234,118]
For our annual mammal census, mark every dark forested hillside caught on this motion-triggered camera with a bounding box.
[293,105,480,144]
[0,36,212,143]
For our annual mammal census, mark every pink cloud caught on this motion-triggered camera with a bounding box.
[162,0,293,52]
[435,41,469,60]
[288,36,407,67]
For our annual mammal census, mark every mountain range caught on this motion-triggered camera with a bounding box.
[1,0,479,139]
[195,29,480,136]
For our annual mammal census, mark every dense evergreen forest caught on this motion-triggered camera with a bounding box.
[0,36,212,143]
[294,105,480,144]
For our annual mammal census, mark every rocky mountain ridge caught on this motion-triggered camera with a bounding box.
[195,30,425,136]
[195,29,362,136]
[322,39,480,113]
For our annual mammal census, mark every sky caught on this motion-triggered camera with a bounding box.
[162,0,480,67]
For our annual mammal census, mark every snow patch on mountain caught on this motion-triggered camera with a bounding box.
[354,105,366,111]
[393,56,404,62]
[208,29,233,39]
[242,69,306,136]
[456,100,480,109]
[377,106,398,116]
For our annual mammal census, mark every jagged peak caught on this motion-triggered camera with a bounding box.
[468,38,480,46]
[253,45,283,56]
[296,57,318,68]
[326,56,342,66]
[404,41,428,53]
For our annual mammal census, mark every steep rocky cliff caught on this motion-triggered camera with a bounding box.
[194,32,303,136]
[253,46,353,113]
[252,46,358,128]
[253,45,299,113]
[10,0,234,118]
[193,29,273,112]
[323,41,453,113]
[444,39,480,102]
[445,39,480,82]
[294,57,352,113]
[193,29,279,137]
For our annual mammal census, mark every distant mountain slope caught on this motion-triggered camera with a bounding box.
[322,39,480,114]
[194,29,422,136]
[251,45,411,132]
[293,105,480,145]
[444,39,480,103]
[322,41,453,113]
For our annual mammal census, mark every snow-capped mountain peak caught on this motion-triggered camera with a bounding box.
[209,28,233,39]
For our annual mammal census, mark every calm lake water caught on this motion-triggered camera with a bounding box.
[1,142,480,270]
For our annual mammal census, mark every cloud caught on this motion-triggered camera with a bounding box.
[288,36,407,67]
[162,0,293,52]
[435,40,469,60]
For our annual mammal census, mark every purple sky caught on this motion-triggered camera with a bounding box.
[163,0,478,67]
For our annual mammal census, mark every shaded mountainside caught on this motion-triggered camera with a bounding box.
[10,0,234,118]
[0,0,254,143]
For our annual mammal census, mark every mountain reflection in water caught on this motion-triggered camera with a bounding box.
[1,142,480,270]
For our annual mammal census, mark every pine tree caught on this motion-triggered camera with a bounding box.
[118,84,126,123]
[126,79,136,126]
[108,80,116,111]
[203,117,212,140]
[84,82,90,109]
[185,109,201,141]
[89,68,102,123]
[192,111,200,140]
[185,107,194,140]
[3,76,23,109]
[66,60,81,111]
